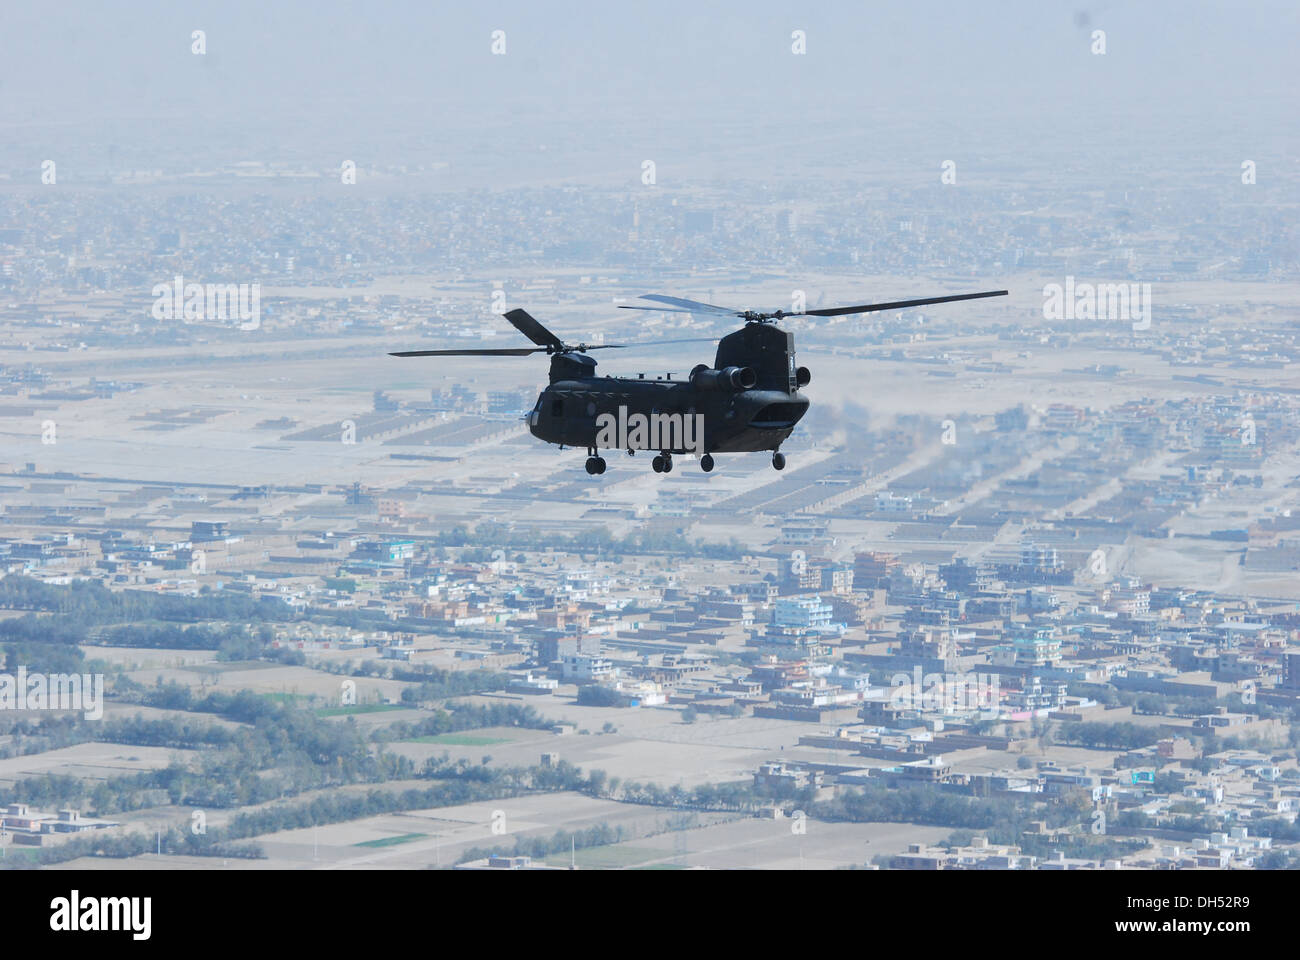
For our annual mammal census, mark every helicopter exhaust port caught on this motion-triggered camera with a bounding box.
[689,364,757,392]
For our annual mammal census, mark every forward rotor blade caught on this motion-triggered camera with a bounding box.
[617,305,697,314]
[504,308,564,349]
[389,347,545,357]
[625,294,740,316]
[620,337,718,347]
[802,289,1008,317]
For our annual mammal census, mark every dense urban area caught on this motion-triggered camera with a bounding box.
[1,7,1297,872]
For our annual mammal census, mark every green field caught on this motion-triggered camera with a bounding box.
[571,845,668,869]
[191,661,279,675]
[632,863,692,870]
[407,733,513,746]
[0,847,42,863]
[354,833,429,849]
[317,703,407,717]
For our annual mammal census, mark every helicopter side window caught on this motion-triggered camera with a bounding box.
[551,395,563,418]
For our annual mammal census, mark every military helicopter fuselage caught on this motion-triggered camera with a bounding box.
[391,288,1006,475]
[528,320,809,456]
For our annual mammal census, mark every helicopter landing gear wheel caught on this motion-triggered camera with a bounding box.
[700,454,714,473]
[662,454,673,473]
[585,456,606,475]
[772,452,786,471]
[652,455,664,473]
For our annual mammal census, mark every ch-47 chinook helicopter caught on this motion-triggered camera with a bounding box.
[391,288,1007,475]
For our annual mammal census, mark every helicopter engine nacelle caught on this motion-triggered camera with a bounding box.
[690,364,757,392]
[796,366,811,387]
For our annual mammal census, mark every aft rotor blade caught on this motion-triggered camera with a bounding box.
[389,347,545,357]
[623,294,740,316]
[504,308,564,349]
[803,289,1008,317]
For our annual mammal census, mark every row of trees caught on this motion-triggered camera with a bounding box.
[0,575,295,626]
[459,822,629,864]
[15,756,622,868]
[1054,722,1163,751]
[0,574,306,676]
[377,702,552,743]
[0,686,560,816]
[312,659,513,701]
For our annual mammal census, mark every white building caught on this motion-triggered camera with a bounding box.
[772,595,833,630]
[561,655,614,682]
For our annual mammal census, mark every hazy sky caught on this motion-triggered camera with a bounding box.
[0,1,1295,193]
[3,2,1295,123]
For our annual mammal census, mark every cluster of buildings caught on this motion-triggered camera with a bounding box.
[0,804,118,846]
